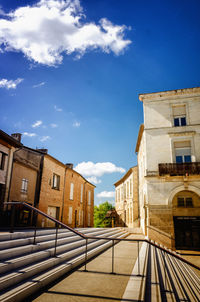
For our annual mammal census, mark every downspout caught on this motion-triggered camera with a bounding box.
[61,167,67,222]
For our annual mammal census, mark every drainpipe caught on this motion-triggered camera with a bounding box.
[83,181,86,227]
[61,167,67,223]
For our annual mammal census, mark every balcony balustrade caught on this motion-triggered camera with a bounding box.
[159,162,200,176]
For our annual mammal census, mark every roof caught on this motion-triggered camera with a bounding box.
[114,166,137,187]
[0,129,23,148]
[139,87,200,102]
[66,167,96,188]
[135,124,144,153]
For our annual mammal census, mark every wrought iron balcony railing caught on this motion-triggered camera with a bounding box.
[159,162,200,176]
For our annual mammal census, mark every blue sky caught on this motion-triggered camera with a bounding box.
[0,0,200,205]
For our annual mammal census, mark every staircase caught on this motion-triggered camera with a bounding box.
[123,241,200,301]
[0,227,129,302]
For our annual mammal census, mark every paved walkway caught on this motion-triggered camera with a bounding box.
[30,234,144,302]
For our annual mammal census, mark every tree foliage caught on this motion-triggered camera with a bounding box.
[94,201,115,227]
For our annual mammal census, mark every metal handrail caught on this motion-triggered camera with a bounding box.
[4,201,200,273]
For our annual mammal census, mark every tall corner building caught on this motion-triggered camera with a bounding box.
[136,87,200,250]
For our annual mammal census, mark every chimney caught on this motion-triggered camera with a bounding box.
[11,133,22,142]
[66,163,73,169]
[36,148,48,154]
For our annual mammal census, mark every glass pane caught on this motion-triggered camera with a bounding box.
[184,155,191,163]
[177,198,184,207]
[181,117,186,126]
[174,118,179,126]
[176,156,183,163]
[186,198,193,207]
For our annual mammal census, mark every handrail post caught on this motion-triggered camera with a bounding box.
[164,251,167,290]
[54,223,59,257]
[85,238,88,271]
[137,241,140,275]
[111,239,115,274]
[33,212,38,245]
[10,205,15,233]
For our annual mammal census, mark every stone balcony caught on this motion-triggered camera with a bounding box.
[159,162,200,176]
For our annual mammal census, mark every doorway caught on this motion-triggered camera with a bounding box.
[174,216,200,250]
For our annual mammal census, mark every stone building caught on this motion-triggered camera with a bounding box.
[136,87,200,250]
[38,155,95,228]
[114,166,139,228]
[0,131,22,210]
[62,166,95,228]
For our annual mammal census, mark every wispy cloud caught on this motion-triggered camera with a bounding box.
[74,161,125,177]
[0,78,23,89]
[40,135,50,142]
[87,176,102,185]
[23,132,36,137]
[97,191,115,198]
[32,120,42,128]
[50,123,58,128]
[33,81,45,88]
[54,105,63,112]
[0,0,131,66]
[73,121,80,128]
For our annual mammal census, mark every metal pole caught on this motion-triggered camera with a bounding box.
[33,212,38,245]
[112,239,115,274]
[137,241,140,275]
[54,223,59,257]
[164,251,167,290]
[10,205,15,233]
[85,238,88,271]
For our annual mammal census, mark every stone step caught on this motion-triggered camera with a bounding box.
[0,229,123,274]
[0,229,128,302]
[0,228,121,261]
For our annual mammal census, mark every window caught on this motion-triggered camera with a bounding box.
[88,190,91,205]
[173,105,187,127]
[174,141,191,163]
[177,197,193,207]
[21,179,28,193]
[0,152,6,170]
[80,184,83,203]
[70,183,74,200]
[52,173,60,190]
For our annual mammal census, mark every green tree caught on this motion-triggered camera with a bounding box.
[94,201,115,227]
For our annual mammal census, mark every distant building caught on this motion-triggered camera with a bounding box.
[136,87,200,250]
[114,166,139,228]
[37,154,95,228]
[63,166,95,228]
[0,130,95,228]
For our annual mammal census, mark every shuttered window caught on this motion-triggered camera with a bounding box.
[172,105,187,127]
[174,141,191,163]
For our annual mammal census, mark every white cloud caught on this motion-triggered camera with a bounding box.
[97,191,115,198]
[0,0,131,66]
[32,120,42,128]
[33,81,45,88]
[40,135,50,142]
[87,176,101,185]
[23,132,36,137]
[0,78,23,89]
[74,161,125,177]
[54,105,63,112]
[50,123,58,128]
[73,121,80,128]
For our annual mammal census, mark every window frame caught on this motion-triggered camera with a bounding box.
[177,196,193,208]
[52,173,60,190]
[21,178,28,193]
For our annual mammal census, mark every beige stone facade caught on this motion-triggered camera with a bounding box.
[136,87,200,250]
[114,166,139,228]
[0,131,22,209]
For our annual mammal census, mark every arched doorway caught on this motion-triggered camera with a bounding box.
[172,190,200,250]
